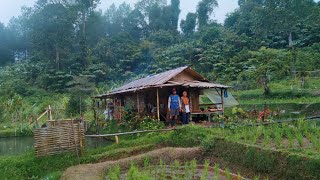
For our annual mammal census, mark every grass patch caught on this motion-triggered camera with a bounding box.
[1,124,320,179]
[0,123,33,137]
[0,125,209,179]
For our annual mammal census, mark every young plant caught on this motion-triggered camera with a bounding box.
[225,168,231,180]
[305,132,313,145]
[214,163,220,180]
[108,165,121,180]
[296,131,304,148]
[263,128,271,147]
[274,130,282,148]
[127,163,140,179]
[252,127,263,145]
[254,175,260,180]
[159,159,166,179]
[172,160,180,180]
[237,171,242,180]
[143,156,151,173]
[200,160,209,180]
[154,163,159,179]
[190,159,197,179]
[184,161,190,180]
[286,129,295,148]
[310,133,320,150]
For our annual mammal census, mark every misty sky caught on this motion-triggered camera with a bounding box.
[0,0,238,25]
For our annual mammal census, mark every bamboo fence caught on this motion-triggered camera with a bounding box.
[33,119,85,157]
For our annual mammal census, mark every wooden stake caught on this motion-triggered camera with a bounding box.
[157,88,160,121]
[48,105,53,121]
[120,97,122,120]
[189,89,193,122]
[115,135,119,144]
[37,110,48,121]
[137,93,140,113]
[221,88,225,114]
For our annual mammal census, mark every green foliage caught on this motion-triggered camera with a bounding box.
[138,116,165,130]
[180,13,197,36]
[65,93,87,117]
[197,0,218,28]
[0,0,320,116]
[168,125,211,147]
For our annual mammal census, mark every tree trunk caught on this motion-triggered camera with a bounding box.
[55,45,60,71]
[289,32,296,77]
[301,76,305,88]
[263,73,270,96]
[82,9,86,37]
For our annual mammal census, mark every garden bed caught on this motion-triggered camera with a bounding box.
[202,120,320,180]
[107,162,243,180]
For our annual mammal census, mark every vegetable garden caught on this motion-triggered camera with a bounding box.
[106,159,241,180]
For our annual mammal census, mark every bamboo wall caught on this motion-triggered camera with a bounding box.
[33,119,85,157]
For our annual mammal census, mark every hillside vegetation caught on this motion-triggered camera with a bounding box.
[1,0,320,124]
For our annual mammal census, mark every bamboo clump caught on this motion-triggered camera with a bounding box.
[33,119,85,157]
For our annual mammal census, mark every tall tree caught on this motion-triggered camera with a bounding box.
[196,0,218,28]
[180,13,197,36]
[27,2,76,70]
[74,0,100,68]
[248,47,290,95]
[169,0,181,30]
[105,3,132,37]
[0,23,14,66]
[135,0,167,20]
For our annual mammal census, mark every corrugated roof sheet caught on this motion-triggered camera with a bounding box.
[182,81,230,88]
[109,66,189,93]
[95,66,230,98]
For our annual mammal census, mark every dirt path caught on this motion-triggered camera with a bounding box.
[61,147,201,180]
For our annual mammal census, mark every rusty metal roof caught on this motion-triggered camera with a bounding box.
[95,66,230,98]
[169,81,230,88]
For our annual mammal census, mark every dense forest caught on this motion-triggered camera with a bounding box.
[0,0,320,120]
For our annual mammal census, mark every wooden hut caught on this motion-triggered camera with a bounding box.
[95,66,230,122]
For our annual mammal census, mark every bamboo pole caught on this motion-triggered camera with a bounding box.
[85,128,174,138]
[37,110,48,121]
[189,89,193,122]
[48,105,53,121]
[115,135,119,144]
[221,88,224,114]
[119,97,122,120]
[156,88,160,121]
[137,93,140,113]
[71,119,80,164]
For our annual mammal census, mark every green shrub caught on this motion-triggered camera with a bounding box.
[202,137,320,179]
[138,117,165,130]
[168,125,211,147]
[244,147,275,173]
[66,93,87,117]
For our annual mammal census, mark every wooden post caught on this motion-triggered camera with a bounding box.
[115,135,119,144]
[119,97,122,120]
[156,88,160,121]
[113,97,116,119]
[92,99,98,134]
[48,105,53,121]
[137,93,140,113]
[189,89,192,122]
[221,88,225,114]
[78,121,83,155]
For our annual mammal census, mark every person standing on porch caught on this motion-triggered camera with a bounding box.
[168,88,181,128]
[181,91,191,125]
